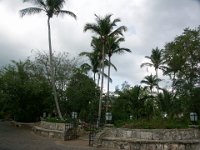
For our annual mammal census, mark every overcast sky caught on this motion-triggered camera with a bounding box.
[0,0,200,91]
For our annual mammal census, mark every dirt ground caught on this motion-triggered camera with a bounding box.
[0,121,111,150]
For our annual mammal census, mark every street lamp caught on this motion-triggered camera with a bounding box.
[190,112,198,122]
[105,112,112,123]
[72,112,77,119]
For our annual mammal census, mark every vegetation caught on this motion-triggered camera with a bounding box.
[20,0,76,120]
[0,1,199,128]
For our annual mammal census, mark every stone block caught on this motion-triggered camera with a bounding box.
[140,131,153,140]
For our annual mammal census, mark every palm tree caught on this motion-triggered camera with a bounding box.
[141,74,161,94]
[106,36,131,105]
[79,50,117,85]
[84,14,126,126]
[20,0,76,120]
[141,47,165,77]
[79,51,100,83]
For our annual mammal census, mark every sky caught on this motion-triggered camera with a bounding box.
[0,0,200,91]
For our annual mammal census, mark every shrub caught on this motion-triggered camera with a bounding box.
[117,118,190,129]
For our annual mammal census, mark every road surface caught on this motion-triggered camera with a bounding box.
[0,121,109,150]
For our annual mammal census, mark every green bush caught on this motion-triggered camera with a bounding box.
[116,118,190,129]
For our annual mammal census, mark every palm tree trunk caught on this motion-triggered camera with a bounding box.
[93,72,96,83]
[47,17,63,120]
[97,72,100,86]
[106,56,111,113]
[155,68,159,93]
[97,44,105,128]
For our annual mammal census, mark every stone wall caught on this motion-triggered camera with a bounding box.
[95,128,200,150]
[40,121,65,131]
[33,121,65,139]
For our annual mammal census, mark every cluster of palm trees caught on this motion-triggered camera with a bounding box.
[20,0,131,123]
[140,47,165,94]
[80,14,131,125]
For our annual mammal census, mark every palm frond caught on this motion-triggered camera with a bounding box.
[111,18,121,26]
[20,7,44,17]
[23,0,46,8]
[84,23,100,34]
[110,26,127,36]
[140,62,153,68]
[104,60,117,71]
[79,52,91,57]
[56,10,77,19]
[114,48,131,54]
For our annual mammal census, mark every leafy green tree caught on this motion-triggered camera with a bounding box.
[20,0,76,120]
[66,72,99,121]
[163,27,200,96]
[32,51,78,114]
[0,60,52,122]
[84,14,126,125]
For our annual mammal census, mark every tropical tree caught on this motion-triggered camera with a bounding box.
[163,27,200,96]
[66,72,99,121]
[141,47,165,78]
[140,74,161,94]
[79,50,100,83]
[106,36,131,104]
[112,85,154,121]
[20,0,76,120]
[84,14,126,125]
[0,60,52,122]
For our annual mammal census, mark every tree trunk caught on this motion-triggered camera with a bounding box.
[97,72,100,86]
[155,68,159,93]
[47,17,63,120]
[106,56,111,113]
[97,44,105,128]
[93,72,96,83]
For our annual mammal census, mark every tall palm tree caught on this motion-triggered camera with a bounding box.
[106,36,131,105]
[84,14,126,126]
[141,47,165,77]
[141,74,161,94]
[20,0,76,120]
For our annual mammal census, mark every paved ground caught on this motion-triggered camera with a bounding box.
[0,121,110,150]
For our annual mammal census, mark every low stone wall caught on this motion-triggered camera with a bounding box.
[40,121,65,131]
[95,128,200,150]
[33,121,65,139]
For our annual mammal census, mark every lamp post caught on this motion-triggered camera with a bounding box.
[105,112,112,124]
[190,112,198,122]
[72,112,77,119]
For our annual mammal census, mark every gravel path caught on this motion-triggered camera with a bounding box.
[0,121,109,150]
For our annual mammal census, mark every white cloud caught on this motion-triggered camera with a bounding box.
[0,0,200,91]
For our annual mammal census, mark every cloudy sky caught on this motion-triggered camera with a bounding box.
[0,0,200,91]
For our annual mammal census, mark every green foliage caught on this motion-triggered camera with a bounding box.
[163,27,200,97]
[189,87,200,115]
[120,118,190,129]
[66,72,99,121]
[0,60,53,122]
[112,85,155,121]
